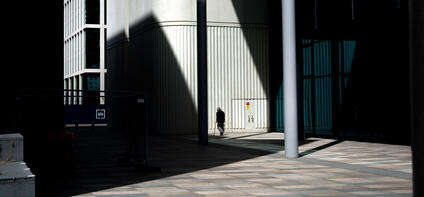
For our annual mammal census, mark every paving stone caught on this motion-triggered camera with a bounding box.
[69,132,412,197]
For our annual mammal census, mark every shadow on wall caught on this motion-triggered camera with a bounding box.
[230,0,270,100]
[230,0,299,132]
[106,15,198,135]
[225,0,273,131]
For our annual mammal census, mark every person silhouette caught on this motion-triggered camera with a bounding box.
[216,107,225,136]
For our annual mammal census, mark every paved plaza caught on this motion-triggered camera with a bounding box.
[62,131,412,197]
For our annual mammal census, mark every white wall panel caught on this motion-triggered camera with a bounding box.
[231,99,245,129]
[151,25,198,134]
[106,0,270,134]
[207,26,269,132]
[124,24,269,133]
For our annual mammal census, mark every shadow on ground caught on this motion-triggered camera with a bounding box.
[49,129,283,196]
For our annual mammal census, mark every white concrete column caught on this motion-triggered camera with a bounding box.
[64,3,67,38]
[77,0,80,29]
[71,37,73,74]
[100,72,105,104]
[100,0,105,105]
[74,76,78,105]
[68,78,72,105]
[282,0,298,158]
[77,33,80,73]
[100,0,105,25]
[79,75,83,105]
[80,0,83,27]
[83,29,86,69]
[80,33,82,72]
[68,3,71,36]
[100,30,105,71]
[72,0,74,33]
[83,0,86,25]
[64,79,67,105]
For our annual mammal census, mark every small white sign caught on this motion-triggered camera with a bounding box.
[96,109,106,120]
[137,98,145,103]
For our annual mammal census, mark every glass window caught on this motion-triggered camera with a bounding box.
[85,29,100,69]
[85,0,100,24]
[83,73,100,104]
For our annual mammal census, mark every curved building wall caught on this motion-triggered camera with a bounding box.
[107,0,270,134]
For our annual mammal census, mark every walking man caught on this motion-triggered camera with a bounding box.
[216,107,225,136]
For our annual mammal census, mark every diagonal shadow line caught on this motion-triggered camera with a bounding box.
[211,132,273,140]
[299,139,344,157]
[54,132,277,196]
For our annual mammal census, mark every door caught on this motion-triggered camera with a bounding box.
[245,100,255,129]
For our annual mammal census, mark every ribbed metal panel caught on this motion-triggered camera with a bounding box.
[314,40,332,133]
[275,85,284,131]
[300,39,357,136]
[207,26,269,132]
[303,39,313,131]
[108,24,269,134]
[299,40,333,134]
[339,40,356,105]
[343,40,355,87]
[147,25,198,134]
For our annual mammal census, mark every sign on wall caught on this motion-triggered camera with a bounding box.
[96,109,106,120]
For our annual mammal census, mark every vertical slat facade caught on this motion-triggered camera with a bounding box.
[303,39,313,131]
[300,39,357,136]
[124,24,269,134]
[133,25,198,134]
[208,26,269,132]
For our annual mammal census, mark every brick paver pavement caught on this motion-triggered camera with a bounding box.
[67,131,412,197]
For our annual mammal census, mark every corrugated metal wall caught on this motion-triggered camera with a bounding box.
[302,40,333,135]
[109,24,269,134]
[207,25,269,132]
[339,40,356,105]
[147,25,199,134]
[299,39,356,136]
[148,25,271,133]
[302,40,313,131]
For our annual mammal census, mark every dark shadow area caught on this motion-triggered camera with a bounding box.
[221,132,276,140]
[241,139,315,146]
[210,135,318,147]
[0,1,65,197]
[48,14,234,196]
[299,140,344,157]
[1,1,413,196]
[268,0,284,132]
[410,0,424,194]
[337,0,410,145]
[106,15,198,135]
[264,0,411,145]
[54,131,275,196]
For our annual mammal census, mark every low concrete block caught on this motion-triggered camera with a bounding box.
[0,134,24,162]
[0,162,35,197]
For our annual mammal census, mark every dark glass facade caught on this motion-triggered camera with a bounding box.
[85,29,100,69]
[83,73,100,104]
[85,0,100,24]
